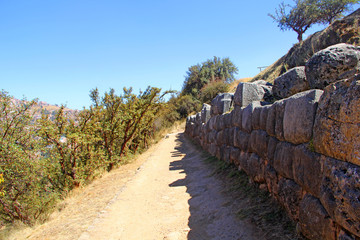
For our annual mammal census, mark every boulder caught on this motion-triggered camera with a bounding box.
[210,93,234,116]
[313,75,360,165]
[234,81,272,107]
[273,66,309,99]
[299,194,335,240]
[306,43,360,89]
[283,89,323,144]
[320,157,360,237]
[201,103,211,123]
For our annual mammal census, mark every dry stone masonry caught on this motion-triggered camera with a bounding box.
[185,43,360,240]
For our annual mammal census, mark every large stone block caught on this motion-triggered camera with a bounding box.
[275,100,286,141]
[216,130,225,146]
[214,114,225,131]
[265,164,278,195]
[320,157,360,237]
[274,141,295,179]
[283,89,323,144]
[201,103,211,124]
[249,130,269,159]
[306,43,360,89]
[231,105,243,128]
[266,103,276,137]
[299,194,335,240]
[247,153,265,183]
[293,144,322,198]
[208,116,217,131]
[259,105,270,130]
[267,137,279,167]
[313,75,360,165]
[233,128,250,152]
[208,130,217,144]
[230,147,241,166]
[210,93,234,116]
[242,101,261,133]
[273,66,309,99]
[223,112,233,129]
[238,151,250,172]
[251,105,263,130]
[234,81,269,107]
[277,178,303,220]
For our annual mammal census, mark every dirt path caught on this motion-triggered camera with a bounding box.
[13,132,263,240]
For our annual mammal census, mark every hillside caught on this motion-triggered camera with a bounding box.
[11,98,78,121]
[253,8,360,83]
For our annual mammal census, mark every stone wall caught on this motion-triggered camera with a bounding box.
[185,43,360,240]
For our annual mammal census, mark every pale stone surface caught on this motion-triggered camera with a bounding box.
[234,82,266,107]
[210,93,234,116]
[283,89,323,144]
[242,101,261,133]
[201,103,211,124]
[306,43,360,89]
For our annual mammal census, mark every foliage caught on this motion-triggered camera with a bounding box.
[181,56,238,98]
[317,0,360,24]
[269,0,320,42]
[173,95,201,119]
[0,86,170,226]
[200,81,230,104]
[0,91,58,225]
[269,0,359,42]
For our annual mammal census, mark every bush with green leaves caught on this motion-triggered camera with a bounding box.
[0,91,58,225]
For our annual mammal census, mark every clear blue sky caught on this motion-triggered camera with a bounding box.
[0,1,358,110]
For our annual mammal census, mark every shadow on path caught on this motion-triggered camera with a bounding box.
[168,133,258,240]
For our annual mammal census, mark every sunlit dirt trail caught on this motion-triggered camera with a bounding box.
[19,131,262,240]
[77,132,259,240]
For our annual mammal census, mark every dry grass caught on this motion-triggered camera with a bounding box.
[203,155,305,240]
[228,77,253,93]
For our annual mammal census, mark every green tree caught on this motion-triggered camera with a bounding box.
[317,0,360,24]
[270,0,359,42]
[269,0,320,42]
[181,57,238,98]
[200,81,230,104]
[0,91,57,224]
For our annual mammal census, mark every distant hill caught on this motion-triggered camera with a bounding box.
[11,98,78,121]
[253,8,360,83]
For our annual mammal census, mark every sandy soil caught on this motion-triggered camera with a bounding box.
[9,131,263,240]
